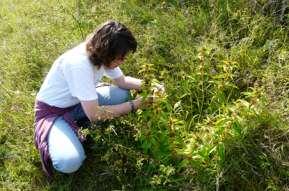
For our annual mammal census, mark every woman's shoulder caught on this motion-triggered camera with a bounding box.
[64,42,87,56]
[61,44,90,66]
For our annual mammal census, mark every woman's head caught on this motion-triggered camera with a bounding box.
[86,20,137,68]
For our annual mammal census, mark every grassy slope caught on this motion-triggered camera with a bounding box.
[0,0,289,190]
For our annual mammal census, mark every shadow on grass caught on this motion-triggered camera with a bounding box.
[219,122,289,191]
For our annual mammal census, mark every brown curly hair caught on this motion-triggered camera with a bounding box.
[86,20,137,67]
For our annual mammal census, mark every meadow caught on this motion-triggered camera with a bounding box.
[0,0,289,190]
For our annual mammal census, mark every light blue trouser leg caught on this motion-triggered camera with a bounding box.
[48,118,86,173]
[48,86,130,173]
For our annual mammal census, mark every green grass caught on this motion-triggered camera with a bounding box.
[1,0,289,190]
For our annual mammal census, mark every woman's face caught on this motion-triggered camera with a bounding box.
[107,55,125,69]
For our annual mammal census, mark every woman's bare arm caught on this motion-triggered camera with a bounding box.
[80,98,141,122]
[112,76,142,91]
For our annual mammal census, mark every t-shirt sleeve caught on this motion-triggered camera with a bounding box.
[62,58,98,101]
[104,66,123,79]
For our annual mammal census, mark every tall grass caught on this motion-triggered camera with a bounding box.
[1,0,289,190]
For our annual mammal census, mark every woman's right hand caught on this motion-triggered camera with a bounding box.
[132,95,154,110]
[132,96,143,110]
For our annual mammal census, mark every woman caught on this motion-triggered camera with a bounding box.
[34,20,145,177]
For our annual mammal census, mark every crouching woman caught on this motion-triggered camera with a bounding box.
[34,20,145,177]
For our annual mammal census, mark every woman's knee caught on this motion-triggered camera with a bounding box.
[52,152,85,173]
[96,85,130,105]
[113,87,130,103]
[48,118,86,173]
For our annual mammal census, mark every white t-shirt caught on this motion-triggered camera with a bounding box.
[36,42,123,108]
